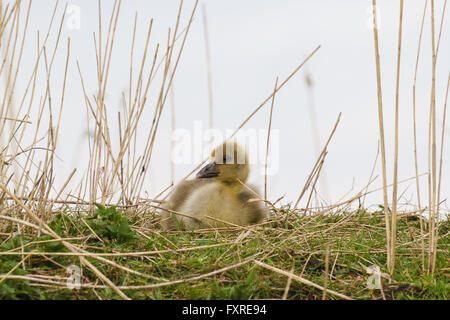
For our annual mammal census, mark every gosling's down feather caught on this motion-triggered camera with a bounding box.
[159,179,212,230]
[160,141,268,230]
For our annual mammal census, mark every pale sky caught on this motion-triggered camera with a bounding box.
[3,0,450,213]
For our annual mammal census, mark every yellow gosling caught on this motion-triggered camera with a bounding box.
[161,141,268,230]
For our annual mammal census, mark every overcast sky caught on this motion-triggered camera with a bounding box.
[3,0,450,213]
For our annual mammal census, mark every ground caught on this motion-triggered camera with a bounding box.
[0,204,448,300]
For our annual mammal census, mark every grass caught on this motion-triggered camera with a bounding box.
[0,204,448,300]
[0,0,449,301]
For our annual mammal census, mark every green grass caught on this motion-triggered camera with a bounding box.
[0,205,448,300]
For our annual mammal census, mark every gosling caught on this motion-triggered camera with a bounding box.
[160,141,268,230]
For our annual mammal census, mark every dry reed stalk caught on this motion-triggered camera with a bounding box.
[371,0,391,273]
[130,29,179,199]
[5,236,88,250]
[77,1,159,204]
[0,4,19,172]
[281,266,295,300]
[101,0,191,203]
[202,3,214,131]
[170,81,176,185]
[3,254,259,290]
[329,253,339,280]
[428,0,437,275]
[0,5,17,85]
[322,245,330,300]
[391,0,404,276]
[435,73,450,273]
[45,38,71,213]
[254,260,352,300]
[0,117,31,124]
[1,1,65,217]
[2,196,161,208]
[0,215,49,236]
[432,0,448,276]
[435,0,447,56]
[99,0,122,203]
[134,0,199,200]
[0,4,19,139]
[0,241,240,257]
[2,0,32,149]
[47,168,76,211]
[128,12,137,119]
[412,0,428,273]
[304,152,327,214]
[37,8,70,217]
[293,113,341,211]
[265,77,278,201]
[149,203,204,224]
[0,4,15,38]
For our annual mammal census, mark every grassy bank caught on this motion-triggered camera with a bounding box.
[0,205,447,300]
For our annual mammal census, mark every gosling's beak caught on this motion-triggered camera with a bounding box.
[196,162,219,179]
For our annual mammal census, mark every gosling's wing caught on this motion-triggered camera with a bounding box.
[180,182,250,229]
[160,179,212,230]
[167,179,213,211]
[238,184,269,224]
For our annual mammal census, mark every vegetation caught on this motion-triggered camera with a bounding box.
[0,205,448,300]
[0,0,448,300]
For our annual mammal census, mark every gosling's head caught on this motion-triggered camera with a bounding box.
[196,141,249,185]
